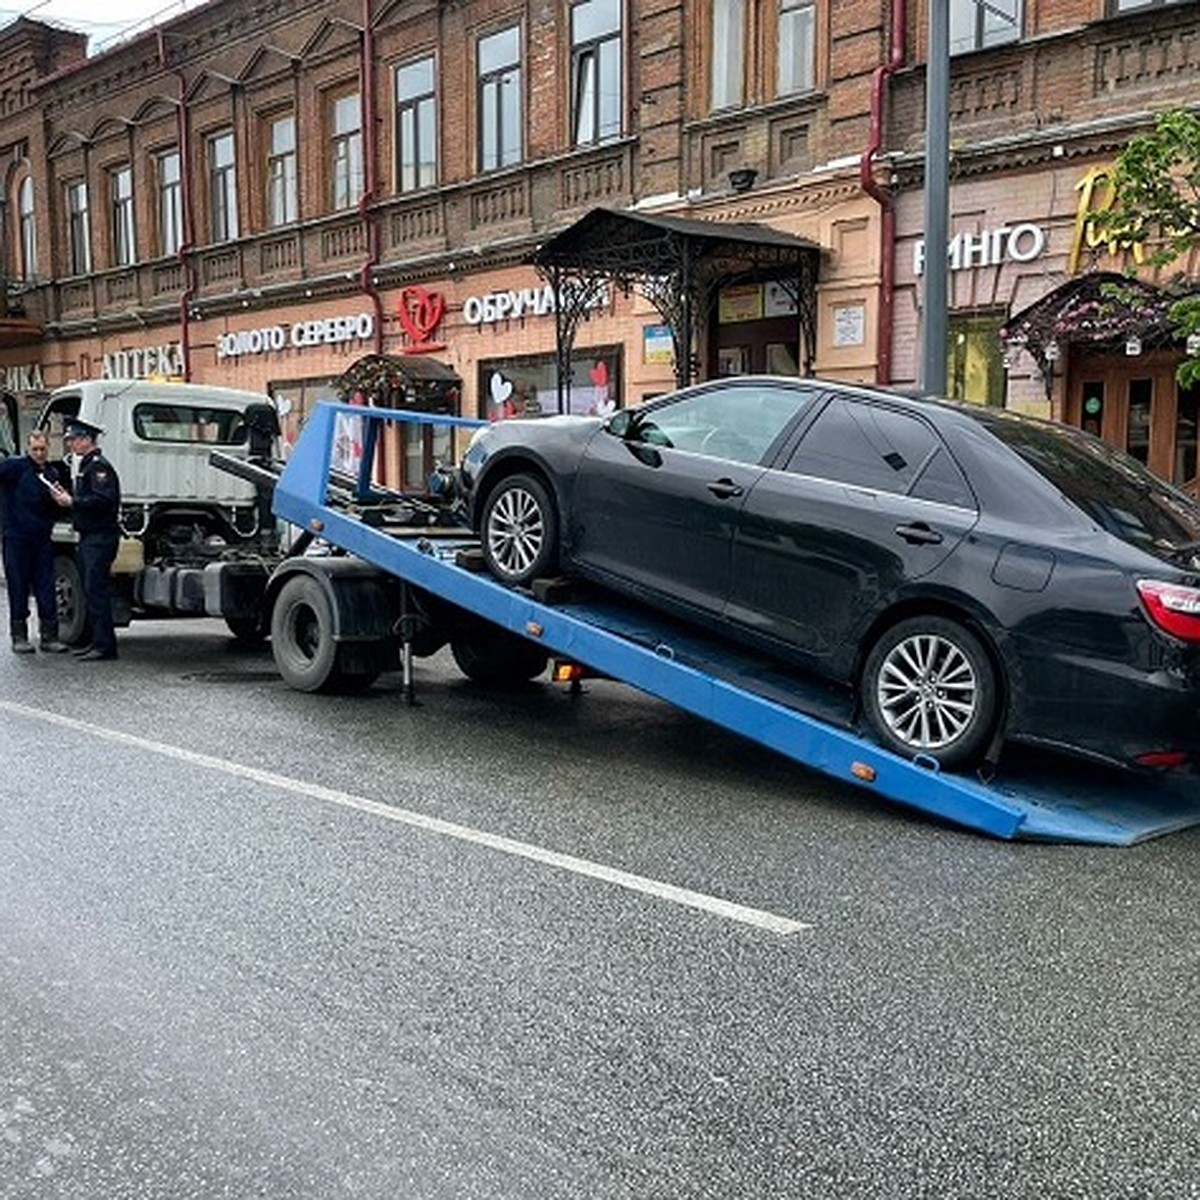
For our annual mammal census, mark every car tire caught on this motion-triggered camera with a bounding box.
[862,615,999,770]
[451,624,549,685]
[480,472,559,586]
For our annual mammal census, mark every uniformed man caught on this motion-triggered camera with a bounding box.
[0,429,73,653]
[56,419,121,661]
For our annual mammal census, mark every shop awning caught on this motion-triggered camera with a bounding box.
[528,206,823,399]
[1000,271,1195,395]
[335,353,462,412]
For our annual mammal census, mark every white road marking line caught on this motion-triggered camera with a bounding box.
[0,701,810,936]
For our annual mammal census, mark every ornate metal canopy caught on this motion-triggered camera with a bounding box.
[1000,271,1192,398]
[529,207,822,408]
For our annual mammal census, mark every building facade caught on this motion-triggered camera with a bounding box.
[0,0,1196,487]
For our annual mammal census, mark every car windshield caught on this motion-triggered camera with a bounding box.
[979,411,1200,554]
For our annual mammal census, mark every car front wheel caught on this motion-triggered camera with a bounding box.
[480,473,559,586]
[862,616,999,770]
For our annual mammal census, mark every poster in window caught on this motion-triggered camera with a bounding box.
[718,346,748,376]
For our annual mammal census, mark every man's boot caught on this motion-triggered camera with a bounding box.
[39,622,70,654]
[10,620,34,654]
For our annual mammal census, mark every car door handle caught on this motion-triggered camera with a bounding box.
[707,478,745,499]
[895,522,944,545]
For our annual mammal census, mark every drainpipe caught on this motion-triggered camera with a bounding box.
[158,29,195,380]
[358,0,383,355]
[858,0,906,384]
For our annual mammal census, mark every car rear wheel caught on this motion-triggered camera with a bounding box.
[480,473,559,586]
[862,616,998,770]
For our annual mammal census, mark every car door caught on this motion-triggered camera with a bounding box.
[569,381,818,617]
[726,394,980,675]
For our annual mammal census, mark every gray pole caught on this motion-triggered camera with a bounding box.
[920,0,950,394]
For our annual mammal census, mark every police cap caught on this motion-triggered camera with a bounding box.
[64,418,104,440]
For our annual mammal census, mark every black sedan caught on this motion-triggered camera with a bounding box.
[460,377,1200,771]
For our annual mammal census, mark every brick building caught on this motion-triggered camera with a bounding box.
[0,1,1196,485]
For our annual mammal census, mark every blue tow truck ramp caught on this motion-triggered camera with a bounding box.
[271,401,1200,847]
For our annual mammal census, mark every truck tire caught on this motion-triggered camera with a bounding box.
[271,574,383,693]
[54,554,90,646]
[271,575,342,692]
[450,625,548,685]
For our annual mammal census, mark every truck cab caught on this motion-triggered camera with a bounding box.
[37,379,281,642]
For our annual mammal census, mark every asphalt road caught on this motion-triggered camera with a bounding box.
[1,616,1198,1199]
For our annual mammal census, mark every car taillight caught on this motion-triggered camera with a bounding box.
[1136,578,1200,642]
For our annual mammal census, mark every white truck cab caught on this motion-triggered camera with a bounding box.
[36,379,281,642]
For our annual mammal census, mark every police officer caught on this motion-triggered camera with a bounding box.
[57,419,121,661]
[0,429,73,653]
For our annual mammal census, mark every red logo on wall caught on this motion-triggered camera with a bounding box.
[397,286,446,352]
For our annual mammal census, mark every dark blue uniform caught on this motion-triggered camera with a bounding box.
[72,448,121,657]
[0,451,72,644]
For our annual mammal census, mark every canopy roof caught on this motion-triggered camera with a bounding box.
[335,353,461,412]
[529,206,823,397]
[1000,271,1197,393]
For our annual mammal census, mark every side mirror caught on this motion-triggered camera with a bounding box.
[606,410,632,439]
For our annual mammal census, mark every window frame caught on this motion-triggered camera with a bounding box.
[157,148,183,258]
[65,178,91,276]
[949,0,1021,55]
[570,0,623,147]
[395,55,438,193]
[17,175,36,279]
[776,0,816,97]
[329,90,364,212]
[109,163,136,268]
[477,24,523,172]
[265,113,298,227]
[207,128,239,243]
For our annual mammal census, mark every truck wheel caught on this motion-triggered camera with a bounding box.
[54,554,90,646]
[451,625,548,685]
[480,473,559,586]
[862,615,999,770]
[225,613,267,644]
[271,575,340,692]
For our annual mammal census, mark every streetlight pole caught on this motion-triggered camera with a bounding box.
[920,0,950,394]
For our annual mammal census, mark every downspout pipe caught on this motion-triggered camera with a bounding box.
[158,29,195,380]
[858,0,906,385]
[358,0,383,355]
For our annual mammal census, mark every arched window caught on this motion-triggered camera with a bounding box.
[17,174,36,279]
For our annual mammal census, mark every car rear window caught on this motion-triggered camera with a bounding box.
[980,412,1200,552]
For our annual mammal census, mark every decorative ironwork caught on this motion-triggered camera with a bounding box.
[530,207,821,402]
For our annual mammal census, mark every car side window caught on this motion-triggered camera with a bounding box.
[785,397,961,499]
[632,384,815,465]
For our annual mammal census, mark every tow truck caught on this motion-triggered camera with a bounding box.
[261,399,1200,846]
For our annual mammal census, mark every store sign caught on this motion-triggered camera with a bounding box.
[0,363,44,391]
[913,223,1047,275]
[216,312,375,360]
[102,343,184,379]
[397,286,446,352]
[463,283,609,327]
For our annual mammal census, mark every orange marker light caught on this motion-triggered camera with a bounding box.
[850,762,877,783]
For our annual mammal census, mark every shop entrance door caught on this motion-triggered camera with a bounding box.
[1068,351,1199,492]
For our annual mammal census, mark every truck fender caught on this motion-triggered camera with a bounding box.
[265,558,396,642]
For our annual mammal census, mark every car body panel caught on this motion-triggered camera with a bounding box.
[461,377,1200,769]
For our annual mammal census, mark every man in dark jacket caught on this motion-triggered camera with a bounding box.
[56,419,121,661]
[0,429,72,653]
